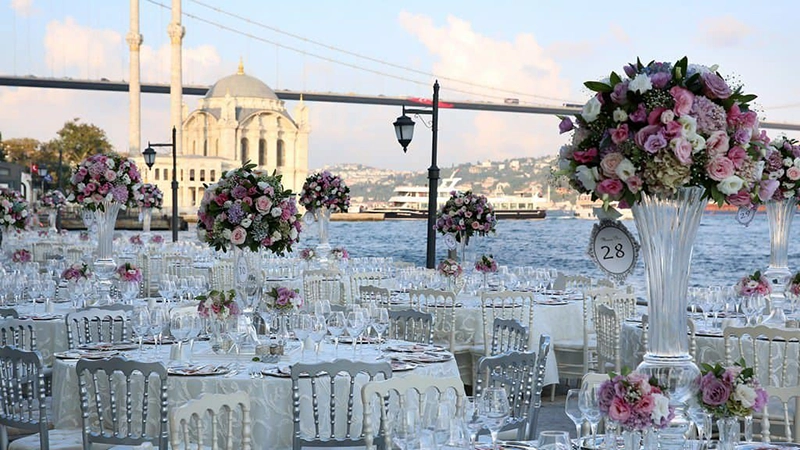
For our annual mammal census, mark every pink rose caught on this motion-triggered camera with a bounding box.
[701,72,732,99]
[636,394,656,414]
[105,170,117,181]
[787,167,800,181]
[255,196,272,213]
[670,137,693,165]
[610,124,629,145]
[727,146,747,169]
[626,175,643,194]
[230,226,247,245]
[608,396,632,422]
[664,120,683,139]
[700,374,730,406]
[706,157,735,181]
[726,190,753,208]
[670,86,695,116]
[573,148,598,164]
[635,125,663,149]
[706,131,730,158]
[596,179,624,199]
[647,107,667,126]
[600,152,625,179]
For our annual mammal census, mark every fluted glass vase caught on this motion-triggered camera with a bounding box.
[716,417,739,450]
[141,207,152,232]
[621,428,641,450]
[632,186,705,448]
[93,201,122,305]
[47,209,57,233]
[763,197,797,325]
[233,246,260,351]
[314,206,332,263]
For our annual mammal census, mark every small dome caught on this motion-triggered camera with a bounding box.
[204,66,278,100]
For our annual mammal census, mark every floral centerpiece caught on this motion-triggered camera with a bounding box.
[598,369,674,431]
[265,286,303,312]
[331,247,349,260]
[196,289,240,320]
[300,248,315,261]
[435,191,497,242]
[79,231,90,242]
[136,183,163,209]
[39,190,66,210]
[298,171,350,213]
[197,162,301,254]
[62,263,92,281]
[556,57,767,209]
[788,272,800,297]
[129,234,143,246]
[65,153,143,211]
[761,137,800,201]
[150,235,163,244]
[475,254,498,273]
[12,249,31,263]
[734,270,772,297]
[0,188,29,231]
[438,258,463,278]
[115,262,143,283]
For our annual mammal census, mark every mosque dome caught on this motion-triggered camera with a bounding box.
[204,61,278,100]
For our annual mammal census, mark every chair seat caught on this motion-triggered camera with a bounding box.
[552,336,597,350]
[9,428,83,450]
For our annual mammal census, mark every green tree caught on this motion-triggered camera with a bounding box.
[3,138,41,166]
[55,118,115,164]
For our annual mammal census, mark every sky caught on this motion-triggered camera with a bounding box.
[1,0,800,172]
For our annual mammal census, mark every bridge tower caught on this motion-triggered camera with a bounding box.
[126,0,142,157]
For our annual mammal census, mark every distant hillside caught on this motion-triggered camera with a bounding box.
[317,155,573,206]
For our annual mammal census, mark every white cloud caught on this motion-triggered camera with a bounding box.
[10,0,35,16]
[699,15,753,48]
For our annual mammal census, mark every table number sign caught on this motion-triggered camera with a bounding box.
[736,206,757,227]
[236,258,249,283]
[587,219,639,284]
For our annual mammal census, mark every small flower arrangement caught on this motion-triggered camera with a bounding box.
[331,247,349,260]
[62,262,91,281]
[299,248,315,261]
[39,190,66,209]
[78,231,90,242]
[435,190,497,242]
[697,360,767,418]
[136,183,163,209]
[787,272,800,297]
[298,171,350,213]
[196,289,240,320]
[66,153,143,211]
[556,57,768,209]
[129,234,143,246]
[761,136,800,202]
[734,270,772,296]
[197,162,302,254]
[598,368,674,431]
[11,249,31,263]
[475,254,498,273]
[0,188,29,230]
[150,235,164,244]
[115,262,143,283]
[437,258,463,278]
[265,286,303,312]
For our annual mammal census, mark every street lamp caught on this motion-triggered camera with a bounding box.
[39,168,48,195]
[392,80,440,269]
[143,126,178,243]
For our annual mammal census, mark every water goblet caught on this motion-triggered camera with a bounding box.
[292,313,313,356]
[326,311,346,354]
[579,382,602,444]
[480,386,510,450]
[565,388,585,440]
[463,396,485,448]
[371,307,389,351]
[309,314,327,360]
[345,310,367,356]
[149,306,168,356]
[314,299,332,319]
[132,306,151,356]
[538,431,571,450]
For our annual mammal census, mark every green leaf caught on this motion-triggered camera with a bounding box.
[610,72,622,86]
[737,94,757,104]
[636,57,644,70]
[584,81,613,93]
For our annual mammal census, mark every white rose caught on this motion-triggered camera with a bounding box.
[769,170,784,180]
[677,116,698,137]
[3,215,10,223]
[628,73,652,94]
[794,158,800,168]
[271,207,282,217]
[717,175,744,195]
[222,229,232,239]
[784,157,794,168]
[122,174,131,184]
[785,190,795,198]
[240,217,252,228]
[257,182,269,190]
[613,108,628,122]
[290,228,298,240]
[105,194,113,202]
[615,158,636,181]
[689,134,706,152]
[223,201,233,208]
[651,394,671,425]
[734,384,757,408]
[105,159,115,169]
[581,96,602,123]
[20,210,27,217]
[575,165,597,191]
[660,110,675,124]
[77,183,86,191]
[272,230,282,240]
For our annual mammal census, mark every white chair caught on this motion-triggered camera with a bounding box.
[760,385,800,443]
[490,317,529,356]
[479,291,535,356]
[594,304,621,373]
[303,269,346,306]
[359,285,392,306]
[723,325,800,387]
[349,272,386,304]
[65,308,131,349]
[387,309,433,344]
[409,289,461,353]
[169,391,252,450]
[361,375,466,450]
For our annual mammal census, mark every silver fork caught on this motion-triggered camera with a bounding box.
[248,365,263,378]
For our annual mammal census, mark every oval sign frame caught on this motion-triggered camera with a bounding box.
[587,219,640,284]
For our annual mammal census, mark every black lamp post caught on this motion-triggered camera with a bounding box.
[143,126,178,243]
[393,81,440,269]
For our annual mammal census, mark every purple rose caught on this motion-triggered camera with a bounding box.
[733,128,752,146]
[650,72,671,89]
[231,185,248,199]
[644,132,668,154]
[629,103,647,123]
[559,117,574,134]
[623,63,637,78]
[759,179,780,202]
[701,72,732,99]
[701,375,731,406]
[610,81,629,105]
[635,124,663,149]
[753,387,768,412]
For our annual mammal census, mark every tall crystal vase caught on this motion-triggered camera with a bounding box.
[141,207,152,233]
[233,246,260,351]
[93,201,122,304]
[458,232,471,267]
[632,186,705,448]
[763,198,797,325]
[314,206,332,263]
[47,209,57,233]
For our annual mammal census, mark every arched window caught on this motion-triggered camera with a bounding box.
[240,138,249,164]
[258,139,266,166]
[164,169,169,180]
[276,139,285,167]
[189,169,195,182]
[203,140,208,157]
[200,170,205,182]
[154,168,160,180]
[210,170,216,182]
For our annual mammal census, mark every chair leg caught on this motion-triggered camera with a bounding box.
[550,383,556,402]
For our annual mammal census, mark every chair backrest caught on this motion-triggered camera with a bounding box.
[594,304,621,373]
[76,356,168,449]
[475,337,551,441]
[79,303,135,313]
[0,318,37,351]
[409,289,458,352]
[491,317,529,356]
[0,346,48,449]
[211,260,234,292]
[760,385,800,443]
[349,272,386,304]
[65,308,131,349]
[303,269,346,306]
[595,289,637,321]
[0,308,18,319]
[291,359,392,449]
[164,255,194,278]
[387,309,433,344]
[553,274,591,291]
[361,375,466,450]
[169,391,252,450]
[359,285,392,307]
[723,325,800,387]
[480,291,535,356]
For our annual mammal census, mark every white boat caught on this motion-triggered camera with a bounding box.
[573,194,633,220]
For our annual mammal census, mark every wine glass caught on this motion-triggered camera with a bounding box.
[688,404,711,444]
[292,313,313,356]
[326,311,346,354]
[371,307,389,351]
[480,386,510,450]
[170,313,194,361]
[309,314,327,360]
[149,306,168,356]
[565,389,585,440]
[158,278,175,304]
[579,382,602,444]
[131,306,151,356]
[463,396,485,448]
[345,310,367,356]
[314,299,332,319]
[538,431,571,450]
